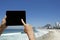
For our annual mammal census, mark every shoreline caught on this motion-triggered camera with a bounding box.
[1,29,60,40]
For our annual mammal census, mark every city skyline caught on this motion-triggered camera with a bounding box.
[0,0,60,29]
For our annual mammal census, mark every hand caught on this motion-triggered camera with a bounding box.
[0,16,7,35]
[21,19,33,33]
[21,19,35,40]
[1,16,6,25]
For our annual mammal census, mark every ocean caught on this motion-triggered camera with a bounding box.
[3,29,25,34]
[3,29,38,34]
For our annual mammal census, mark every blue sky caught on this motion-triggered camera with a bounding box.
[0,0,60,29]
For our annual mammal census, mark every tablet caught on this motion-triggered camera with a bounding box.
[6,10,26,26]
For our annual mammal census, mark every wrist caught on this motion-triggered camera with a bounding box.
[27,31,35,40]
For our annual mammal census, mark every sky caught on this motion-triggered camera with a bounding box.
[0,0,60,29]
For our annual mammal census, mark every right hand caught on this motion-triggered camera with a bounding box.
[21,19,34,34]
[21,19,35,40]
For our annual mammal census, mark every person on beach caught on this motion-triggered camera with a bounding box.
[0,16,35,40]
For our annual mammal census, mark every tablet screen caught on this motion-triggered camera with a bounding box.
[6,10,26,26]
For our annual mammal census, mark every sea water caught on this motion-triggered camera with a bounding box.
[3,29,25,34]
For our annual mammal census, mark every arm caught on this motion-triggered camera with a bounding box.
[0,23,6,35]
[21,19,35,40]
[24,24,35,40]
[0,16,7,35]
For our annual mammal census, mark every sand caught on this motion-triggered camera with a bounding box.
[42,29,60,40]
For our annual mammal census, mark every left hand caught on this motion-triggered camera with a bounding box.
[0,16,7,35]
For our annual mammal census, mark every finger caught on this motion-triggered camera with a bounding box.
[21,19,26,25]
[3,15,7,20]
[2,16,6,24]
[2,15,6,22]
[2,18,6,23]
[3,16,7,21]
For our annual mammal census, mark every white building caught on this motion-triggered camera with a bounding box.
[55,22,60,28]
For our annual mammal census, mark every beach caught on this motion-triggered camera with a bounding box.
[40,29,60,40]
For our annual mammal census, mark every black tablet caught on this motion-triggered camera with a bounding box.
[6,10,26,26]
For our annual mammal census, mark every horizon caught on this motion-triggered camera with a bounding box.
[0,0,60,29]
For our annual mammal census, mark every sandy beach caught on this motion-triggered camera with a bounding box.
[42,29,60,40]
